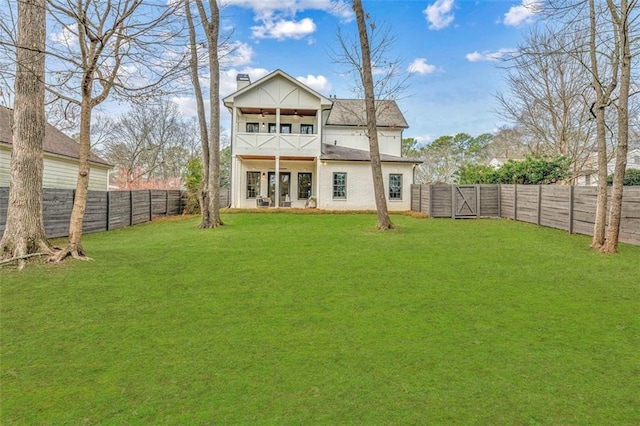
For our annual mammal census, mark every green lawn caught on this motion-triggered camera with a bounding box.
[2,213,639,424]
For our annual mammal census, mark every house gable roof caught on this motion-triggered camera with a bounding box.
[0,106,111,167]
[320,143,420,164]
[223,69,333,107]
[326,99,409,129]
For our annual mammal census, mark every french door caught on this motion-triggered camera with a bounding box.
[268,172,291,205]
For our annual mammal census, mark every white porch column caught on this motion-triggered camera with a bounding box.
[275,107,281,207]
[232,106,238,133]
[275,155,280,207]
[231,154,238,207]
[316,109,322,145]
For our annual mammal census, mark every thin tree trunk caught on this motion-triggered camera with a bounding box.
[602,0,632,254]
[194,0,222,229]
[52,96,92,260]
[205,0,222,228]
[0,0,53,269]
[353,0,392,230]
[589,0,616,248]
[184,0,210,222]
[52,69,95,262]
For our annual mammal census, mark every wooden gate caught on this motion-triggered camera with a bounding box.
[453,185,478,218]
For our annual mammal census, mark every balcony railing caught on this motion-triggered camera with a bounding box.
[235,132,319,152]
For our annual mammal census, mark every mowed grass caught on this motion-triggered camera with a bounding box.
[1,213,639,425]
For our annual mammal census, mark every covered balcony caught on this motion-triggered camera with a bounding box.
[232,107,322,157]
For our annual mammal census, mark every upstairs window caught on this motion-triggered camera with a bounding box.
[280,124,292,134]
[300,124,314,134]
[246,122,259,133]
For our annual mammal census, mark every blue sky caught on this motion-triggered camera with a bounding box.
[194,0,542,145]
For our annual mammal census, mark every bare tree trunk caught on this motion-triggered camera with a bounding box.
[194,0,222,229]
[589,0,617,248]
[0,0,53,269]
[602,0,634,254]
[184,0,210,222]
[59,97,93,259]
[205,0,222,228]
[353,0,392,230]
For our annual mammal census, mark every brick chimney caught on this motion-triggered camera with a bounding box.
[236,74,250,90]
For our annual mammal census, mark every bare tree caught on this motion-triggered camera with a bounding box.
[351,0,391,229]
[42,0,185,261]
[531,0,638,252]
[585,0,619,248]
[601,0,638,253]
[103,100,194,189]
[0,0,53,268]
[184,0,222,229]
[497,29,596,183]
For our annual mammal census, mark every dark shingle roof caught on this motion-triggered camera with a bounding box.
[0,106,111,166]
[326,99,409,128]
[320,143,420,163]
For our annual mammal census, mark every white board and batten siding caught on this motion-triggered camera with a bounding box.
[322,126,403,157]
[318,161,414,211]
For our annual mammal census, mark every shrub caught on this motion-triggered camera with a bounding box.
[455,154,571,185]
[607,169,640,186]
[455,164,499,184]
[183,158,203,214]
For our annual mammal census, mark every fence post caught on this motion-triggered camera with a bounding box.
[498,184,502,218]
[476,185,481,218]
[428,185,433,217]
[106,191,110,231]
[129,191,134,226]
[149,190,152,222]
[569,185,574,234]
[537,185,542,225]
[165,190,169,216]
[513,185,518,221]
[418,184,422,213]
[451,185,456,219]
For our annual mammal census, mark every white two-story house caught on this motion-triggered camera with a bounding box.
[223,69,418,210]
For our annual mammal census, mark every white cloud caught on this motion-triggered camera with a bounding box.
[424,0,455,30]
[220,41,255,68]
[225,0,352,41]
[225,0,353,21]
[503,0,542,27]
[466,48,515,62]
[408,58,436,75]
[50,23,78,48]
[171,96,203,118]
[296,74,331,94]
[252,17,317,40]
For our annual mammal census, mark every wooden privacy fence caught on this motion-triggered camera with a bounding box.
[411,184,640,246]
[0,188,231,239]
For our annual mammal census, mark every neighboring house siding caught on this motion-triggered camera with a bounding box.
[578,147,640,186]
[318,161,414,211]
[0,146,109,191]
[0,146,9,186]
[43,156,109,191]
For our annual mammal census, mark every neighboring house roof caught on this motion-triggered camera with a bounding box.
[0,105,111,167]
[320,143,420,163]
[325,99,409,129]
